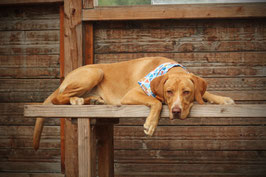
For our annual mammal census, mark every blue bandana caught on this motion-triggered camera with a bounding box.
[138,62,187,97]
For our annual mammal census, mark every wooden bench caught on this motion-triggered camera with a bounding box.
[24,104,266,177]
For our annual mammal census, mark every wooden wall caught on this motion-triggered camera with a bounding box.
[93,19,266,176]
[0,4,62,176]
[0,3,265,176]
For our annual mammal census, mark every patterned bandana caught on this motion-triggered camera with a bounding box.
[138,62,187,97]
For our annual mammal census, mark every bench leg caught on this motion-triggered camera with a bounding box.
[65,118,78,177]
[96,119,118,177]
[78,119,97,177]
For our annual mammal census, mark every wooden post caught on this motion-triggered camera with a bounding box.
[96,119,119,177]
[78,119,96,177]
[59,4,65,174]
[64,0,83,176]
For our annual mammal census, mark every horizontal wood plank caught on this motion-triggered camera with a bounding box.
[114,139,266,151]
[0,162,61,173]
[0,55,59,68]
[114,126,266,140]
[0,0,63,5]
[114,150,266,164]
[115,163,266,175]
[83,4,266,21]
[0,4,60,20]
[0,173,64,177]
[24,104,266,118]
[0,149,60,162]
[95,52,266,66]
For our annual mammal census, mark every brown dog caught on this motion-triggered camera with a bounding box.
[33,57,234,150]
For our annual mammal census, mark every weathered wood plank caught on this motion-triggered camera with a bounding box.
[0,173,64,177]
[0,19,59,31]
[0,68,60,79]
[0,44,59,55]
[115,163,266,175]
[24,104,266,118]
[95,41,266,53]
[114,139,266,151]
[94,27,266,43]
[83,3,266,21]
[114,126,266,140]
[95,52,266,66]
[114,150,266,164]
[0,55,59,68]
[0,31,59,45]
[0,5,60,20]
[0,162,61,173]
[94,18,266,29]
[0,139,60,149]
[0,0,63,5]
[0,91,54,102]
[0,149,60,162]
[118,117,266,126]
[0,79,59,92]
[0,126,59,139]
[2,103,266,126]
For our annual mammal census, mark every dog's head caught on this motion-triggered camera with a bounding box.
[150,73,207,120]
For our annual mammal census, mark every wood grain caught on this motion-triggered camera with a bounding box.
[0,173,64,177]
[83,3,266,21]
[63,0,83,176]
[24,104,266,118]
[78,119,96,177]
[0,0,63,5]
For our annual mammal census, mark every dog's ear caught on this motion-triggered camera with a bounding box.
[190,74,207,104]
[150,75,168,102]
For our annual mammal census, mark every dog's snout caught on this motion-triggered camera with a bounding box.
[172,107,181,115]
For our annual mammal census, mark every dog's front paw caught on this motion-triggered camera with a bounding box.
[70,97,84,105]
[143,122,157,136]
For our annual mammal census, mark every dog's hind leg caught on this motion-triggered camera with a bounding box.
[52,67,104,105]
[33,67,104,150]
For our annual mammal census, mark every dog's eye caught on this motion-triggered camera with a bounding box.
[183,91,190,95]
[167,90,173,95]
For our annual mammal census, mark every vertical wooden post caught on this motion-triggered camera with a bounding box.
[64,0,83,176]
[59,4,65,174]
[78,119,96,177]
[96,119,119,177]
[83,0,94,9]
[84,23,94,65]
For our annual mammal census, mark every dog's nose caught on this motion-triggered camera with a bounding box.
[172,107,181,115]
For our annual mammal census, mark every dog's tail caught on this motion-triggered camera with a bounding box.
[33,89,59,151]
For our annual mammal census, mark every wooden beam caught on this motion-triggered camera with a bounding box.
[82,3,266,21]
[83,23,94,65]
[63,0,83,176]
[64,0,83,75]
[0,0,63,5]
[59,4,65,174]
[78,119,96,177]
[96,120,116,177]
[83,0,94,9]
[24,104,266,118]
